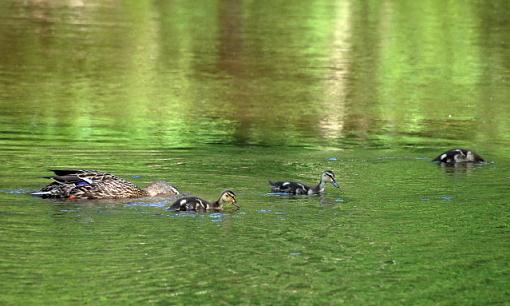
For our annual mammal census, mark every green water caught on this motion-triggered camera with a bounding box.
[1,0,510,304]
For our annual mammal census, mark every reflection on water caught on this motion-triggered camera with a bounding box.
[1,0,509,152]
[436,161,490,174]
[0,0,510,305]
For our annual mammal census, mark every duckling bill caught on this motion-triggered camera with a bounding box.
[269,170,339,195]
[168,190,238,212]
[433,148,484,164]
[32,169,180,199]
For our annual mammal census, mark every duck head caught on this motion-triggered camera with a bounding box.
[218,189,239,209]
[145,181,180,197]
[453,149,468,162]
[321,170,340,188]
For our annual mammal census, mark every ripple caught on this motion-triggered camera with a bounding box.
[440,195,454,201]
[209,213,225,222]
[125,200,171,208]
[0,188,31,195]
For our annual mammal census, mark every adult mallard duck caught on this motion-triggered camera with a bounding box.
[433,148,485,164]
[269,170,340,195]
[168,190,238,212]
[32,169,180,199]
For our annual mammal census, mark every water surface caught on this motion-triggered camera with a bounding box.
[1,0,509,304]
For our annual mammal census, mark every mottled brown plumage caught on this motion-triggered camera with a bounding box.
[32,170,179,199]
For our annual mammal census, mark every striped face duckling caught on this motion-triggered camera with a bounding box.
[269,170,340,195]
[433,148,485,164]
[32,169,180,199]
[168,190,239,212]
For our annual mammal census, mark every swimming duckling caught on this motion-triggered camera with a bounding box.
[269,170,339,195]
[433,148,485,164]
[32,169,180,199]
[168,190,238,212]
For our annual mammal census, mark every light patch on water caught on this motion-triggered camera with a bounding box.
[420,195,454,202]
[441,195,454,201]
[59,208,80,213]
[209,213,224,222]
[0,188,32,194]
[125,199,172,207]
[168,212,198,218]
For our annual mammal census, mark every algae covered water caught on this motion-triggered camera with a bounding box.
[1,1,509,304]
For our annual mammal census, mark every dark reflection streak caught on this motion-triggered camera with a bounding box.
[153,0,179,70]
[217,0,244,78]
[216,0,253,145]
[343,2,381,142]
[435,162,486,175]
[476,1,510,147]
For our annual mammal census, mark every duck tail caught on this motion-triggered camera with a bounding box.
[31,190,52,197]
[50,169,82,176]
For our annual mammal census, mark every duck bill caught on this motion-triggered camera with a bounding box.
[332,180,340,188]
[232,201,240,209]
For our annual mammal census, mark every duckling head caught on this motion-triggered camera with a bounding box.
[145,181,180,197]
[218,189,239,209]
[465,150,479,162]
[322,170,340,188]
[453,149,467,162]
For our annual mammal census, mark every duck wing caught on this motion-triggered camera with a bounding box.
[48,169,110,184]
[269,181,310,195]
[432,149,464,163]
[34,170,143,199]
[169,197,209,211]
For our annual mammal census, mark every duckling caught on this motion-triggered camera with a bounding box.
[168,190,238,212]
[269,170,339,195]
[433,148,485,164]
[32,169,180,199]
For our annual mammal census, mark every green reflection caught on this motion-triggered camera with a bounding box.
[0,1,510,304]
[1,0,509,151]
